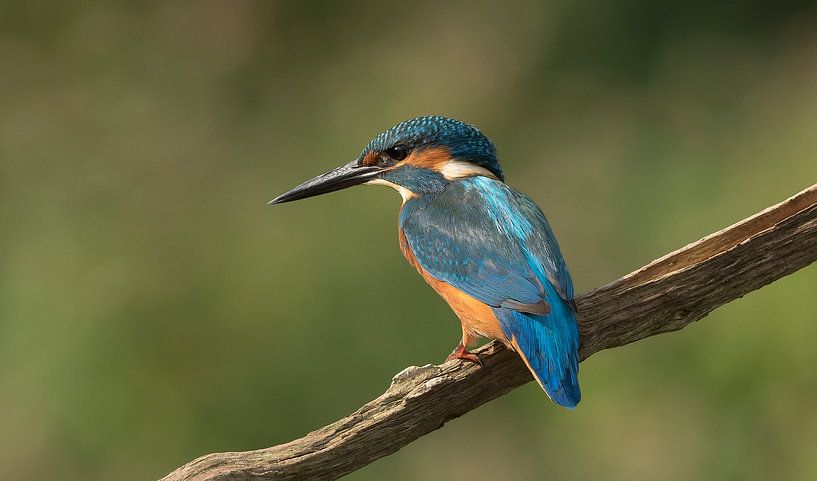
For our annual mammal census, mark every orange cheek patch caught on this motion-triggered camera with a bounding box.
[402,147,452,170]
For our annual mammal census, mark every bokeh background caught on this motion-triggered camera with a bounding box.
[2,1,817,480]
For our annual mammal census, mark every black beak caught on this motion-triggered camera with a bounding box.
[269,160,381,205]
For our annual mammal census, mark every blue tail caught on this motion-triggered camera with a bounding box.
[493,285,581,408]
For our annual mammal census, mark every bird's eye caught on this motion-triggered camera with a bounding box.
[386,145,409,161]
[374,145,409,167]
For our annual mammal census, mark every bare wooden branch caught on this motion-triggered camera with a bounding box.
[162,183,817,481]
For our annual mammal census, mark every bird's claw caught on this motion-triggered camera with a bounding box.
[446,347,483,367]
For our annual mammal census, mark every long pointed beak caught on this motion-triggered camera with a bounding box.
[269,160,381,205]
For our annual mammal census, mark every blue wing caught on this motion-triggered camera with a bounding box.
[400,176,580,407]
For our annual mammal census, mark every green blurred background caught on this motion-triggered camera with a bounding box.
[2,1,817,480]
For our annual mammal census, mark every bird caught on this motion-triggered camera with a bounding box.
[271,115,581,408]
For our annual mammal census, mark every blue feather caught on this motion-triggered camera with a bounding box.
[493,285,581,408]
[400,175,581,407]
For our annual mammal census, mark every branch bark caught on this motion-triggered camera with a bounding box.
[162,183,817,481]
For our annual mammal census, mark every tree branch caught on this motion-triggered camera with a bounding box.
[162,183,817,481]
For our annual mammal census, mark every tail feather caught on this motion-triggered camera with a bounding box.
[494,287,580,408]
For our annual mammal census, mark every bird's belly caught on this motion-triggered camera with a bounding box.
[426,279,507,341]
[399,229,507,342]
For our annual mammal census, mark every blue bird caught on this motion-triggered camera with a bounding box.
[271,116,581,408]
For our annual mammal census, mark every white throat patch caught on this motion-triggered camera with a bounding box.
[365,178,416,203]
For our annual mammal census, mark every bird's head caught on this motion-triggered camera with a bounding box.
[270,116,503,204]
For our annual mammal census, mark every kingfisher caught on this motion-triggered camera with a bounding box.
[271,116,581,408]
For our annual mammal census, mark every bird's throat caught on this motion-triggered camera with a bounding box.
[365,178,416,203]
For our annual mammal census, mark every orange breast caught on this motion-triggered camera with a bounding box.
[399,228,507,342]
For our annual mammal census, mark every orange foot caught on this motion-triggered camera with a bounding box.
[446,342,483,367]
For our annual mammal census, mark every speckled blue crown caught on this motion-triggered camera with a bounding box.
[360,116,504,181]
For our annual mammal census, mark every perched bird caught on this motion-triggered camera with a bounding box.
[271,116,581,408]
